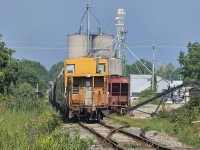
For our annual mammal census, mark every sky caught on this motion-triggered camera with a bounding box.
[0,0,200,70]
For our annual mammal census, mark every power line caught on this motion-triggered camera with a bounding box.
[9,46,66,50]
[123,41,152,74]
[4,40,67,45]
[8,45,196,51]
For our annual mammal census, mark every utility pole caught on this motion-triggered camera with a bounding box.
[35,83,39,100]
[152,41,155,91]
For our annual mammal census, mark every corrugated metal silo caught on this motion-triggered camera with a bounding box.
[67,34,87,59]
[109,58,122,75]
[92,35,114,58]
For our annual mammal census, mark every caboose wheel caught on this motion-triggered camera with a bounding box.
[97,112,101,123]
[74,114,80,122]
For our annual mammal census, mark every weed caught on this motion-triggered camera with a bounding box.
[110,96,200,147]
[0,98,93,149]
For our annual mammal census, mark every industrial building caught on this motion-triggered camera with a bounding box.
[67,5,126,76]
[130,74,171,99]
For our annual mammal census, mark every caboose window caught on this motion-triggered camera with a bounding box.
[99,64,106,73]
[112,83,120,96]
[66,64,75,73]
[85,81,91,87]
[73,83,79,94]
[121,83,128,96]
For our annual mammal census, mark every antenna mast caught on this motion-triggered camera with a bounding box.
[86,4,92,53]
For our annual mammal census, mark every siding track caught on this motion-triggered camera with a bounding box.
[78,120,172,150]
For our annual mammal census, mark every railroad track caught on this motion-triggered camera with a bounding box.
[78,121,171,150]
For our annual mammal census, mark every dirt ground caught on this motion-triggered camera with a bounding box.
[129,103,184,119]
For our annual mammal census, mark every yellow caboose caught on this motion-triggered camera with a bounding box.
[51,57,109,121]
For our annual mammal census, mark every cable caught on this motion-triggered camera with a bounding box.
[89,9,101,25]
[122,41,152,74]
[4,40,67,45]
[93,38,120,57]
[135,63,141,74]
[80,9,88,25]
[95,20,117,49]
[8,46,66,50]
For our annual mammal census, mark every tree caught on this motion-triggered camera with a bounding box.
[15,82,35,100]
[48,61,63,81]
[171,67,182,80]
[165,63,175,80]
[156,65,165,78]
[156,63,182,81]
[152,73,157,92]
[126,59,152,75]
[178,42,200,81]
[17,59,48,97]
[0,35,18,94]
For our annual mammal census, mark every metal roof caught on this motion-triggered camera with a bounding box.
[130,74,171,93]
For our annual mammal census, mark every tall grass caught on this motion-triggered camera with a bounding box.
[0,97,92,150]
[111,97,200,147]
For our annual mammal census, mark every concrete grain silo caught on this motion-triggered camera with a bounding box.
[67,34,88,59]
[109,58,122,75]
[91,34,114,58]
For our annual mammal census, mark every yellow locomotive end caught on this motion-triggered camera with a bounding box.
[63,57,109,120]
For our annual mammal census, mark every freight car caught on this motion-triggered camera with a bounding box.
[108,74,130,114]
[49,57,109,122]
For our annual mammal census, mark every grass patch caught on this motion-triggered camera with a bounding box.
[110,114,174,134]
[132,97,161,106]
[0,97,93,150]
[110,97,200,147]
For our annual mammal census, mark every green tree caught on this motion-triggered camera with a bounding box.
[156,65,165,78]
[152,73,157,91]
[165,63,175,80]
[0,35,18,94]
[17,59,48,97]
[126,59,152,75]
[48,61,63,81]
[15,82,35,100]
[171,67,182,80]
[156,63,182,81]
[178,42,200,81]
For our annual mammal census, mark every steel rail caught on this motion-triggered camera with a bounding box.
[78,122,124,150]
[100,122,171,150]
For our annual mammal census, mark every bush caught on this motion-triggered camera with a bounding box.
[158,96,200,124]
[34,129,92,150]
[133,89,161,106]
[139,89,154,98]
[14,82,36,100]
[4,98,46,113]
[0,98,93,149]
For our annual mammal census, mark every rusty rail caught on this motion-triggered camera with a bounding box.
[100,122,171,150]
[78,122,124,150]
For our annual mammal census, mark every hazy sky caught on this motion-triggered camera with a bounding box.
[1,0,200,70]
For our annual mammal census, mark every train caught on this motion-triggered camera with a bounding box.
[49,57,109,122]
[108,74,130,114]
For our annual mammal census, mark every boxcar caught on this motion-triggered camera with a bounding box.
[49,57,109,121]
[108,75,130,114]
